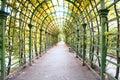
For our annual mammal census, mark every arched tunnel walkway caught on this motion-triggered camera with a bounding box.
[0,0,120,80]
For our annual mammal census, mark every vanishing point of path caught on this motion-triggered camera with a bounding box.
[14,42,97,80]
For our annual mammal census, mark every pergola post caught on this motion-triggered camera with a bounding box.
[99,9,109,80]
[45,31,47,53]
[72,31,75,50]
[82,23,87,66]
[28,24,33,65]
[39,29,43,57]
[76,29,79,58]
[0,11,8,80]
[48,33,50,48]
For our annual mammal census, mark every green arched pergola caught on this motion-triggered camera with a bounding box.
[0,0,120,80]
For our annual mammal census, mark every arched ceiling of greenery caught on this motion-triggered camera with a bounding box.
[6,0,90,36]
[1,0,118,42]
[4,0,120,37]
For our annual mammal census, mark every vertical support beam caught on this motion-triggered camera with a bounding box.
[99,9,109,80]
[72,31,75,49]
[82,23,87,66]
[45,31,47,53]
[48,33,50,48]
[35,28,38,58]
[76,29,79,58]
[46,32,48,50]
[99,1,109,80]
[49,34,51,46]
[71,33,73,49]
[51,35,53,46]
[0,11,8,80]
[39,29,43,57]
[19,19,22,65]
[28,24,33,65]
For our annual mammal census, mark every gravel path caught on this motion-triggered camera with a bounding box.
[14,42,97,80]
